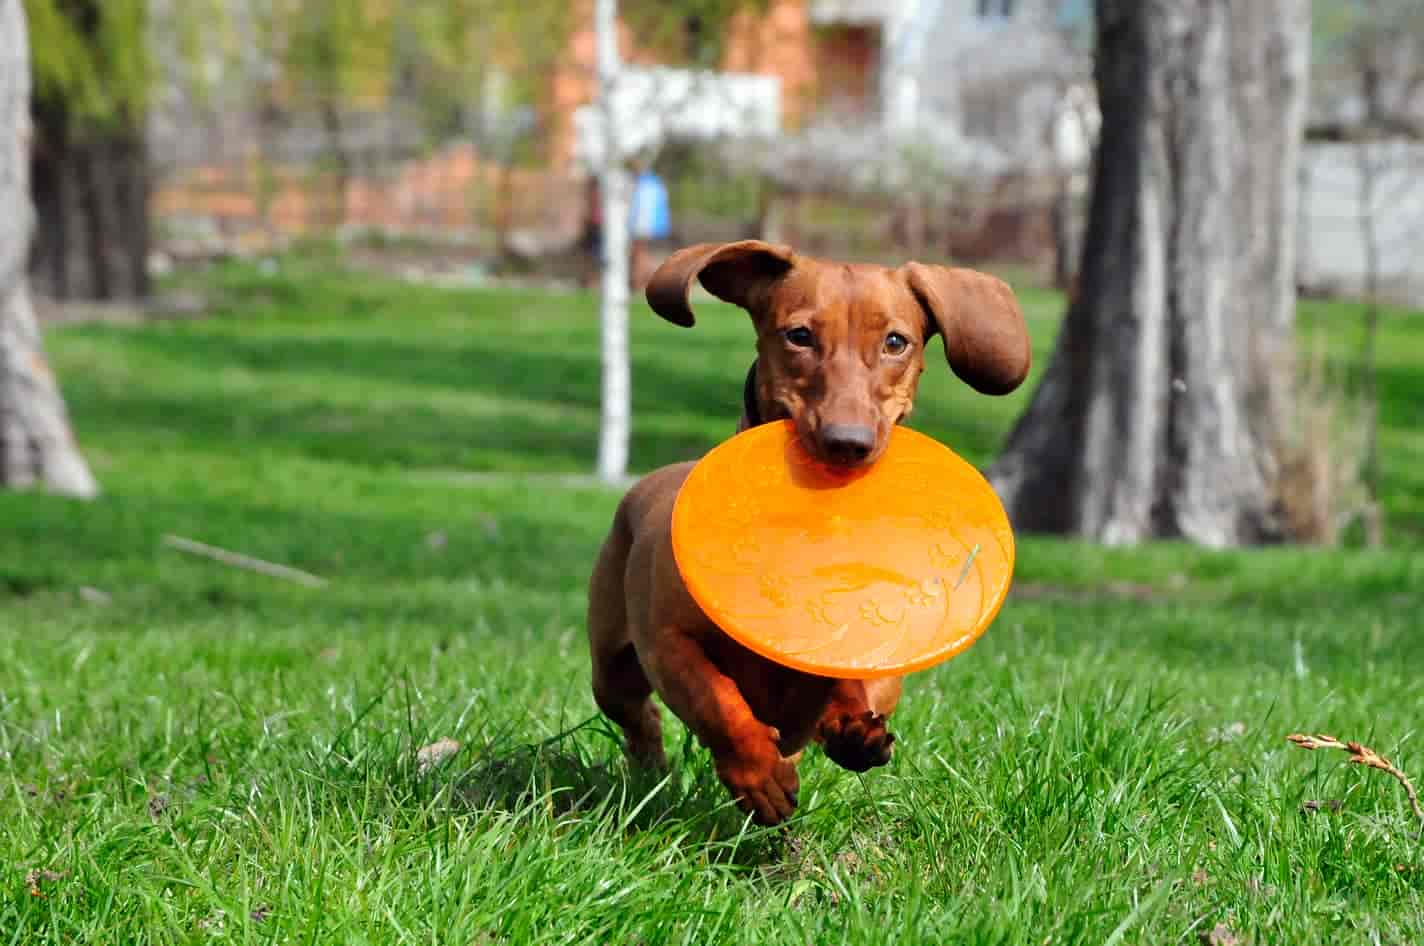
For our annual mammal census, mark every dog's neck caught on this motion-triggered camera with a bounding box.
[737,360,763,433]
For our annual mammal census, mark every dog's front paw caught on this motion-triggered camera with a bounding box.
[819,710,895,773]
[714,725,800,826]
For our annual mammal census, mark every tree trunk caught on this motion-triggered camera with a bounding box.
[0,0,98,498]
[26,1,151,302]
[76,134,114,300]
[1050,175,1074,291]
[1353,141,1383,546]
[115,125,151,298]
[988,0,1308,547]
[594,0,632,484]
[319,99,350,228]
[28,104,70,298]
[31,128,150,301]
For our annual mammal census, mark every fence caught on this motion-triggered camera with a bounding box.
[142,0,1088,281]
[1298,141,1424,307]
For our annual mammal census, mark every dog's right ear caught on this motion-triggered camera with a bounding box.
[645,240,795,327]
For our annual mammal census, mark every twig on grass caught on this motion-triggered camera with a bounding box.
[161,534,327,588]
[1286,732,1424,830]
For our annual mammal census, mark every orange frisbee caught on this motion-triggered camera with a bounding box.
[671,420,1014,679]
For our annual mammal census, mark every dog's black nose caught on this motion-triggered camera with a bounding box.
[821,424,875,465]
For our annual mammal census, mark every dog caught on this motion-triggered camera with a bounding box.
[586,240,1030,825]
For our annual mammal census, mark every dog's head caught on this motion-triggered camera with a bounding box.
[646,240,1031,469]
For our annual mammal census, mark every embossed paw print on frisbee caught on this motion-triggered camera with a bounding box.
[672,420,1015,679]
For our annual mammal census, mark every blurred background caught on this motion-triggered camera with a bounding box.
[21,0,1419,306]
[7,0,1423,543]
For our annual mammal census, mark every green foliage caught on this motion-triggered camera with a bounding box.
[1312,0,1424,67]
[393,0,571,146]
[0,263,1421,942]
[24,0,149,124]
[622,0,771,67]
[280,0,394,107]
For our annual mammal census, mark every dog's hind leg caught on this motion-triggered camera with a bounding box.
[587,505,666,768]
[592,643,665,768]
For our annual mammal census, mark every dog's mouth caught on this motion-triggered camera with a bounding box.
[795,424,890,472]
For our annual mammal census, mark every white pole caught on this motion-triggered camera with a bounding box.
[594,0,632,484]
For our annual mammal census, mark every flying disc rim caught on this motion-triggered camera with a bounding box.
[671,420,1015,679]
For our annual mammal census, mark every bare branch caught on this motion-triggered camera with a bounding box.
[161,534,328,587]
[1287,732,1424,830]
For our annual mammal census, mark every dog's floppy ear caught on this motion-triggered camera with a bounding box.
[646,240,795,327]
[900,262,1031,396]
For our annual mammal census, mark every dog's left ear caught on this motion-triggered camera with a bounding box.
[899,263,1031,395]
[645,240,795,327]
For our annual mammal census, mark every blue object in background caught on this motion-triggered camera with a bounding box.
[630,170,670,241]
[1056,0,1093,49]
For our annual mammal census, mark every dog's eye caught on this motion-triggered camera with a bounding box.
[884,332,910,355]
[784,327,815,349]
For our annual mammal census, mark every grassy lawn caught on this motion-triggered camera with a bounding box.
[2,261,1422,944]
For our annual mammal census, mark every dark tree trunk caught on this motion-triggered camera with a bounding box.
[0,0,98,498]
[76,134,114,300]
[988,0,1309,547]
[25,0,151,302]
[29,119,151,301]
[319,100,351,228]
[116,126,151,298]
[1050,175,1075,291]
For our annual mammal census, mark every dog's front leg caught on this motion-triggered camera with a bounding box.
[815,679,897,773]
[644,631,800,825]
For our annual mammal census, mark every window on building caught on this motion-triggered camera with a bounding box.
[976,0,1015,19]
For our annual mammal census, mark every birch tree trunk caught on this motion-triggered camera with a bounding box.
[0,0,98,499]
[594,0,632,484]
[988,0,1308,547]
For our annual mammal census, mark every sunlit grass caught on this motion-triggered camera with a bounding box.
[1,261,1420,943]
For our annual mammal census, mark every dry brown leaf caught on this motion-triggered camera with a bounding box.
[1200,923,1239,946]
[25,868,67,897]
[1301,799,1342,814]
[417,737,462,776]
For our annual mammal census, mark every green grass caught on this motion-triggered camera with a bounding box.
[2,260,1422,944]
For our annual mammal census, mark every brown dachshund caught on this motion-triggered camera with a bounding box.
[586,240,1030,825]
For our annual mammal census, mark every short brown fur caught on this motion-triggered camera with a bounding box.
[588,241,1030,825]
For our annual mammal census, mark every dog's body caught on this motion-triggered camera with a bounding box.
[587,241,1030,825]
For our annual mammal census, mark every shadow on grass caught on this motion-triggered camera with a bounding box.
[430,722,797,867]
[68,310,1025,474]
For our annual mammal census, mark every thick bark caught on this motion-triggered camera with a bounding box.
[0,0,98,498]
[116,126,151,298]
[76,134,114,300]
[988,0,1308,547]
[29,120,151,301]
[28,105,70,297]
[26,0,151,302]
